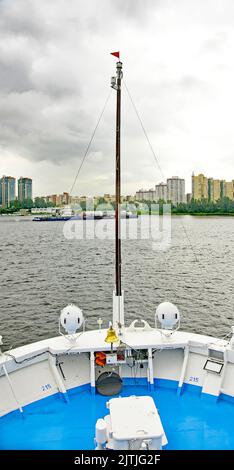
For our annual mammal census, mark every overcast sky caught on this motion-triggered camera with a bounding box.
[1,0,234,197]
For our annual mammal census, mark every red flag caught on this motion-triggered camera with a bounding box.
[110,51,120,59]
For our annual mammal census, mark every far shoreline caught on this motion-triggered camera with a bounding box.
[1,212,234,218]
[139,211,234,217]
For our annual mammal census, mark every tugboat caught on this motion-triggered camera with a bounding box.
[1,55,234,451]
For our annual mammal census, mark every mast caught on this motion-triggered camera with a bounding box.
[115,61,122,297]
[111,58,124,329]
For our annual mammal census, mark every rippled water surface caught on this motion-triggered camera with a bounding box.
[0,215,234,350]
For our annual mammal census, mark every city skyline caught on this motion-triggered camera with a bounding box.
[1,171,234,203]
[1,1,234,196]
[137,172,234,203]
[1,170,234,211]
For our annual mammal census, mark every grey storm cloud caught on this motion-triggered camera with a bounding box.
[0,0,122,170]
[0,0,234,196]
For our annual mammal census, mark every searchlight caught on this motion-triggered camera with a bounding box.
[155,302,180,334]
[59,304,84,336]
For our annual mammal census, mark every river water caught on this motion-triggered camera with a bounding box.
[0,215,233,350]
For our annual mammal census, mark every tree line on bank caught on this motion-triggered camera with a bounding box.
[0,198,53,214]
[1,196,234,215]
[137,197,234,214]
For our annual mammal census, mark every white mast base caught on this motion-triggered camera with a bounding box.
[113,290,124,333]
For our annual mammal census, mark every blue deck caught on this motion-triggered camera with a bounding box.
[1,379,234,450]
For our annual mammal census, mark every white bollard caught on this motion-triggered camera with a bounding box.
[95,418,107,450]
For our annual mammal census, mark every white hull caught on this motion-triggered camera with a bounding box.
[0,324,233,418]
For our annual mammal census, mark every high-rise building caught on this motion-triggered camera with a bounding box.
[136,177,185,204]
[167,177,185,204]
[135,189,156,201]
[43,192,72,206]
[224,181,234,200]
[193,175,234,201]
[0,176,16,207]
[18,177,32,203]
[44,194,58,205]
[192,174,208,200]
[155,183,168,201]
[220,180,225,199]
[208,178,221,202]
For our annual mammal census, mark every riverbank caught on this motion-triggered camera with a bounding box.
[1,212,234,218]
[137,211,234,216]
